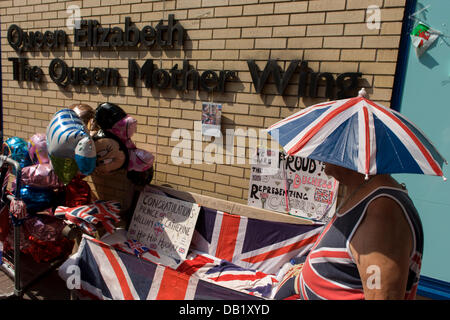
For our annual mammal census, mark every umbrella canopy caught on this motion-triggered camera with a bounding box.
[267,89,447,180]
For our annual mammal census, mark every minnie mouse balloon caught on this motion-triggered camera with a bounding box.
[94,102,155,182]
[46,109,96,184]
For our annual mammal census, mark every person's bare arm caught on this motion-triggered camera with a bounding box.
[349,197,413,300]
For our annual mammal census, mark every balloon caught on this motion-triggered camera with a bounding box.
[128,148,154,172]
[21,163,63,188]
[24,215,66,242]
[74,136,97,174]
[69,103,95,128]
[94,102,154,180]
[46,109,96,182]
[95,102,127,130]
[28,133,50,164]
[92,133,128,175]
[108,116,137,148]
[48,155,79,185]
[65,175,92,207]
[127,167,154,186]
[2,137,32,170]
[19,185,55,212]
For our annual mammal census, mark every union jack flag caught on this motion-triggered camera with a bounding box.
[58,205,323,300]
[55,200,121,236]
[190,207,323,275]
[59,235,263,300]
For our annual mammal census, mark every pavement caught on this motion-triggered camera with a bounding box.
[0,252,71,300]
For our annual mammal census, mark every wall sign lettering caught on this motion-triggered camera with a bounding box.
[128,59,236,93]
[248,60,362,99]
[6,14,363,100]
[74,15,184,48]
[8,57,44,83]
[48,58,119,88]
[7,23,67,52]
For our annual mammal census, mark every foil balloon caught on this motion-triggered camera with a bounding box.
[75,136,97,174]
[21,163,63,189]
[95,102,127,130]
[69,103,95,131]
[28,133,50,164]
[94,102,154,185]
[93,133,128,175]
[65,175,92,207]
[48,156,78,185]
[2,137,32,171]
[46,109,96,184]
[19,185,55,213]
[24,215,65,242]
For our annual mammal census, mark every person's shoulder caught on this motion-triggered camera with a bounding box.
[367,188,405,216]
[363,191,412,238]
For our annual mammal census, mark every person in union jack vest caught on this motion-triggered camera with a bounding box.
[275,163,423,300]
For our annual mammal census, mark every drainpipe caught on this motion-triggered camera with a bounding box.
[391,0,418,112]
[0,17,3,144]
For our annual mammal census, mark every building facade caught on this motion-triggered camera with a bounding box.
[0,0,406,206]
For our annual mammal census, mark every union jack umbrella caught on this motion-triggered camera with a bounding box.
[267,89,447,179]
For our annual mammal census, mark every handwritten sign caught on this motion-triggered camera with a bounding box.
[248,148,339,222]
[127,190,201,260]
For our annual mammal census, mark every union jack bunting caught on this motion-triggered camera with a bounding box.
[124,239,150,258]
[190,207,323,275]
[59,235,262,300]
[105,229,180,268]
[63,212,97,235]
[113,239,156,259]
[55,200,121,236]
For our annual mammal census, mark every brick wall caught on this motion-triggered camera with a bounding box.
[0,0,406,206]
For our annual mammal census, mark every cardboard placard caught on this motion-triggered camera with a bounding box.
[248,148,339,222]
[127,190,201,260]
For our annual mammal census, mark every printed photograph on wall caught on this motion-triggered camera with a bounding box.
[201,102,222,137]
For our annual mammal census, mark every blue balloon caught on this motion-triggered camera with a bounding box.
[2,137,32,171]
[75,153,96,175]
[46,109,96,180]
[19,185,55,212]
